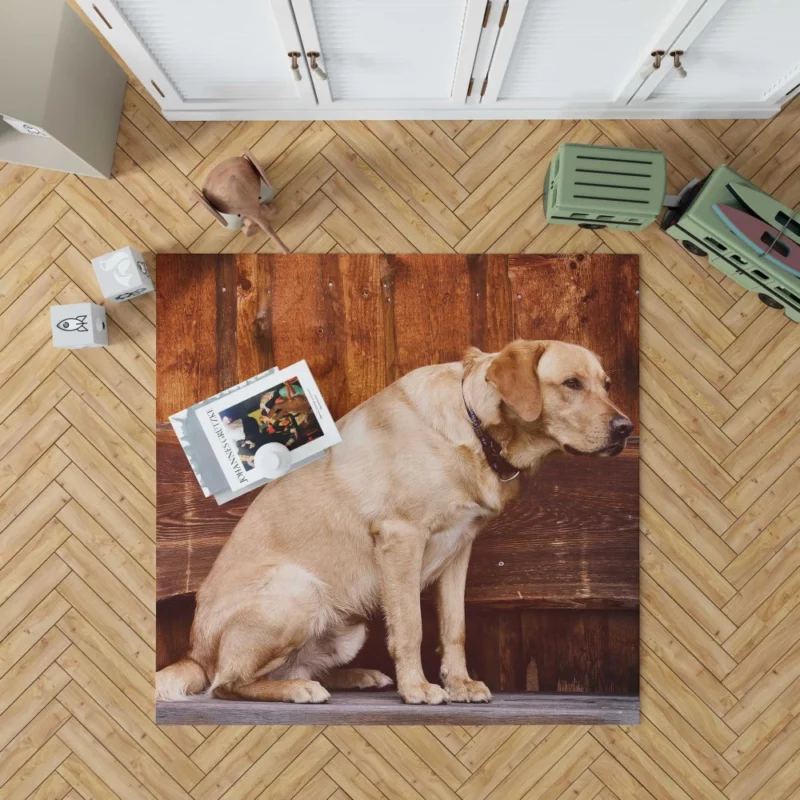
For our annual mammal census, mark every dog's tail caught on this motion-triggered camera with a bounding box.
[155,657,208,701]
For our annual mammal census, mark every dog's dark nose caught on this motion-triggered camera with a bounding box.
[610,416,633,440]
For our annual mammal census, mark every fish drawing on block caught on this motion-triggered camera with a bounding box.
[713,204,800,277]
[56,315,89,332]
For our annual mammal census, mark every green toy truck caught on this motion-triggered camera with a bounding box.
[543,143,667,232]
[544,142,799,322]
[660,165,800,322]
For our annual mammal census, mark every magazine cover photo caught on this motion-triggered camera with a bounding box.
[219,376,323,470]
[192,360,341,492]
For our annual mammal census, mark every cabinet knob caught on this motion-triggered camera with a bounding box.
[670,50,687,79]
[307,52,327,81]
[288,52,302,81]
[640,50,665,81]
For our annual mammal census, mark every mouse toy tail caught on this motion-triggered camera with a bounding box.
[254,211,290,254]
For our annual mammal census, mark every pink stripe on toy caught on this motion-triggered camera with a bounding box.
[713,204,800,277]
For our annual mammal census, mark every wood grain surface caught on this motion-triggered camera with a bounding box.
[156,253,639,696]
[157,692,640,726]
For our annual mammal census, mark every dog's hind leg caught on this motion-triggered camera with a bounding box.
[211,623,331,704]
[274,621,391,690]
[214,678,330,703]
[323,668,393,690]
[209,566,333,703]
[315,622,393,690]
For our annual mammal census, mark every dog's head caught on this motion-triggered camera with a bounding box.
[485,339,632,457]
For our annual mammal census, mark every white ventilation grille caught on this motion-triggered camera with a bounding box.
[114,0,296,101]
[499,0,683,101]
[309,0,468,101]
[651,0,800,101]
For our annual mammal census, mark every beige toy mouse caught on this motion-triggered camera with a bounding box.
[196,148,289,253]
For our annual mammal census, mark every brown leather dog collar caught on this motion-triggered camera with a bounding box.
[462,390,520,482]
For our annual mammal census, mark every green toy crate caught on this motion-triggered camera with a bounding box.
[661,165,800,322]
[544,143,667,231]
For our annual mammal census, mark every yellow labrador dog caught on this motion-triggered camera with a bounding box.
[157,340,632,705]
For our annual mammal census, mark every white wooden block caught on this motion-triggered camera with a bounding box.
[51,303,108,348]
[91,246,154,301]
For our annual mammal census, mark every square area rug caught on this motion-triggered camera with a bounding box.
[155,253,639,725]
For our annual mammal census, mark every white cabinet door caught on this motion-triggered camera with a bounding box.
[77,0,316,111]
[633,0,800,107]
[480,0,705,109]
[288,0,486,108]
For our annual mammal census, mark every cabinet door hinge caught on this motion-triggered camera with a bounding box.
[467,77,474,97]
[482,1,492,27]
[480,77,488,97]
[499,0,509,27]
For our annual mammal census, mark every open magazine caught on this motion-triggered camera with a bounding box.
[170,361,341,504]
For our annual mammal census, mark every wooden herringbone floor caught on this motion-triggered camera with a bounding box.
[2,73,800,798]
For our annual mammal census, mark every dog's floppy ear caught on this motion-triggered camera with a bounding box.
[486,341,546,422]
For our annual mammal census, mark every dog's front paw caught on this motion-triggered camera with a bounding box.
[400,681,450,705]
[444,677,492,703]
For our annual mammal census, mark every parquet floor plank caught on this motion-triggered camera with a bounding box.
[724,532,800,630]
[121,85,202,177]
[0,163,37,206]
[401,121,470,175]
[323,136,452,252]
[116,116,200,212]
[0,171,65,243]
[454,120,579,232]
[264,121,336,189]
[111,147,203,249]
[56,607,155,716]
[321,751,385,800]
[187,122,238,158]
[188,726,287,800]
[55,427,155,537]
[363,120,469,211]
[56,681,194,800]
[0,555,71,643]
[56,719,158,800]
[55,463,154,570]
[55,572,154,680]
[639,679,737,790]
[187,121,275,187]
[1,58,798,795]
[320,170,412,250]
[0,592,70,682]
[640,501,736,608]
[0,229,69,317]
[0,698,71,789]
[454,121,506,156]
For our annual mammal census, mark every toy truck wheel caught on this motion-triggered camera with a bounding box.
[682,240,707,257]
[758,293,784,310]
[578,223,606,229]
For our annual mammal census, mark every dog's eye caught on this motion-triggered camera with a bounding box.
[604,379,611,392]
[563,378,583,390]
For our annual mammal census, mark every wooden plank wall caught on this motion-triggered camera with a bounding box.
[155,253,639,695]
